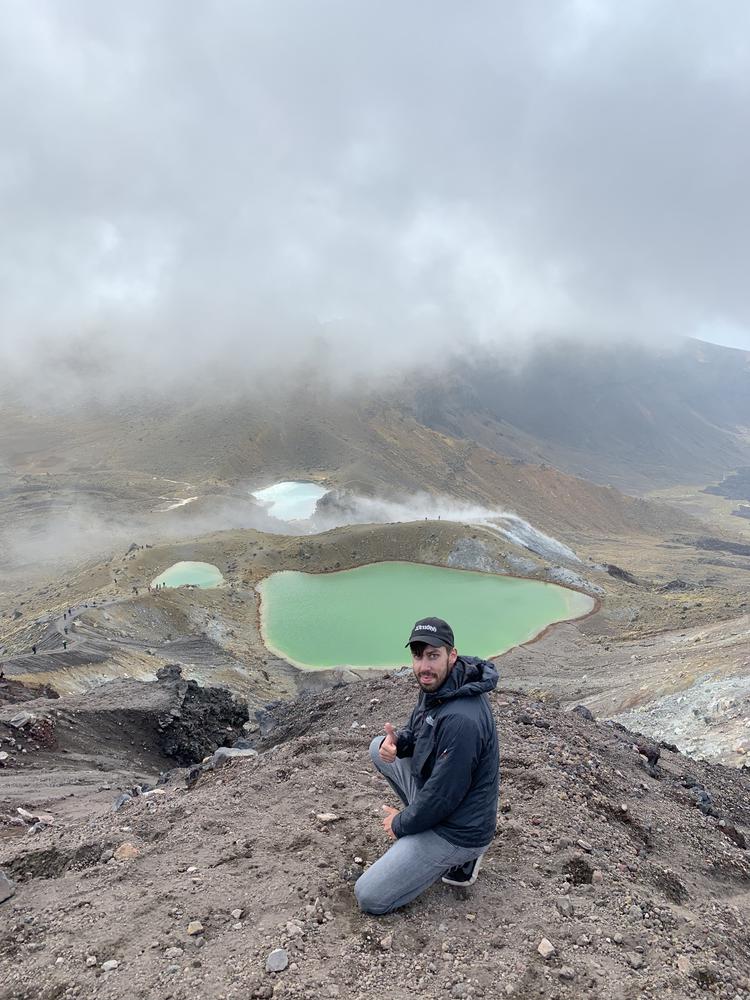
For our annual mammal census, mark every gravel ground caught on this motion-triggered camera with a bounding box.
[2,672,750,999]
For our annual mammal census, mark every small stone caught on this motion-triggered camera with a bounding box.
[101,960,119,972]
[113,842,139,861]
[555,897,574,918]
[231,908,243,920]
[628,953,644,970]
[85,955,97,967]
[559,967,575,981]
[165,947,184,959]
[285,922,303,938]
[576,839,592,852]
[187,921,204,936]
[628,904,643,920]
[379,934,393,951]
[316,813,340,824]
[211,746,258,768]
[266,948,289,973]
[186,866,198,874]
[538,938,556,960]
[613,933,623,945]
[677,956,692,974]
[592,870,604,884]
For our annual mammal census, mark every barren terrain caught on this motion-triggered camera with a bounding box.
[2,674,750,1000]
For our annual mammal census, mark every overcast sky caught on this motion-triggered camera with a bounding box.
[1,0,749,397]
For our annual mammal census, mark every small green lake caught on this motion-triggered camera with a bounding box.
[258,561,595,669]
[151,561,225,588]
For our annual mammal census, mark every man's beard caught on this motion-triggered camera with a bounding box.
[417,671,444,691]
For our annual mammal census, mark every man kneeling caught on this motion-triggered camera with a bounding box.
[355,617,499,915]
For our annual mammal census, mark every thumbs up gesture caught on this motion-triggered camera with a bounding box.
[379,722,398,763]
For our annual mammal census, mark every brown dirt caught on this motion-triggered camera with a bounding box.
[2,675,750,1000]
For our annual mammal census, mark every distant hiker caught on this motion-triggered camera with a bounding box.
[355,618,499,915]
[64,626,68,635]
[31,645,37,655]
[63,640,68,650]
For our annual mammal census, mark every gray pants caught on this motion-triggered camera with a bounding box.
[354,736,488,915]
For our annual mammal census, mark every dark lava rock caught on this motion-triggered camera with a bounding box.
[718,823,747,850]
[185,764,204,790]
[682,775,702,789]
[606,564,639,584]
[634,741,660,767]
[692,537,750,557]
[692,789,720,818]
[155,665,249,766]
[572,705,595,722]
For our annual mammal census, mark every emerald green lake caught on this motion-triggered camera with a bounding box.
[151,561,225,588]
[258,561,595,669]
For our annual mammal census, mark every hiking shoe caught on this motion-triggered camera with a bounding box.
[442,853,484,886]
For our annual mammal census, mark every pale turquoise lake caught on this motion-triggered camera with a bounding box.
[258,561,595,669]
[151,561,225,588]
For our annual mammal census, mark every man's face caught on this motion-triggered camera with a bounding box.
[411,643,458,692]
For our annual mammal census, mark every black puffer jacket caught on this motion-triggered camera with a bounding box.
[390,656,499,848]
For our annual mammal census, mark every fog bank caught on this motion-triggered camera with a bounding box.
[2,1,750,401]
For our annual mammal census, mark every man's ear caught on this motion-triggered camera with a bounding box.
[448,647,458,667]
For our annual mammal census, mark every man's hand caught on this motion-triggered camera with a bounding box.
[378,722,398,763]
[382,805,399,840]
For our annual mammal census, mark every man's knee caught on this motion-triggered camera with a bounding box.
[354,871,393,916]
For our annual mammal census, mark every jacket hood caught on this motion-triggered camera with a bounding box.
[427,655,499,704]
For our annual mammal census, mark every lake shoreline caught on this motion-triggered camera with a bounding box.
[255,558,599,671]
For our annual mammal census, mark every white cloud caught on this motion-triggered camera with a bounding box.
[1,0,749,398]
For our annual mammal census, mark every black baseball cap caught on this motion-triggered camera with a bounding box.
[405,617,455,650]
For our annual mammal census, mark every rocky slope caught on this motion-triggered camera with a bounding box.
[406,339,750,492]
[1,674,750,1000]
